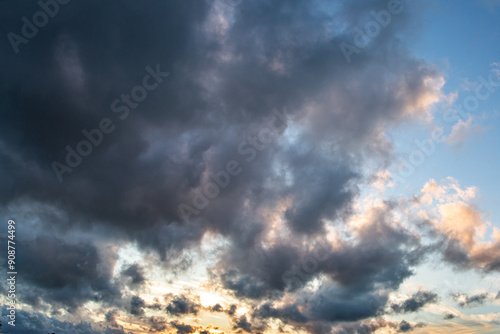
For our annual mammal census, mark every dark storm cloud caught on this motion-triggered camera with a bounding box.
[215,203,433,333]
[220,270,272,299]
[317,207,425,291]
[251,306,427,334]
[309,288,388,322]
[216,239,328,299]
[0,0,445,331]
[281,147,358,234]
[0,0,214,239]
[217,202,427,306]
[1,307,126,334]
[390,290,439,313]
[16,237,121,312]
[0,0,438,248]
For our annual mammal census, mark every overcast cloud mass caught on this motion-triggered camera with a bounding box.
[1,0,500,333]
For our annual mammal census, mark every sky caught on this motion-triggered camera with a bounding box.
[1,0,500,333]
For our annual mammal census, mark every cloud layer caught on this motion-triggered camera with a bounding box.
[3,1,495,333]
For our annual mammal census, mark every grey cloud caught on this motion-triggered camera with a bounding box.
[451,292,489,307]
[0,0,445,331]
[233,315,255,333]
[148,316,168,333]
[170,320,196,334]
[214,201,429,332]
[130,295,146,316]
[105,309,120,327]
[332,318,399,334]
[220,270,272,299]
[121,264,146,286]
[253,302,309,324]
[165,294,201,316]
[318,215,424,291]
[228,304,238,316]
[16,237,121,312]
[1,306,127,334]
[390,290,439,314]
[281,147,358,234]
[309,288,388,322]
[210,303,224,312]
[0,0,438,253]
[398,320,425,332]
[442,239,471,269]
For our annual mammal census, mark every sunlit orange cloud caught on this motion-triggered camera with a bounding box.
[418,178,500,270]
[438,202,485,249]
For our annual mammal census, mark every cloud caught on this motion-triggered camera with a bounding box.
[14,237,121,312]
[165,294,201,316]
[415,178,500,273]
[391,290,439,314]
[253,302,308,324]
[0,307,126,334]
[170,320,197,334]
[228,202,432,328]
[148,316,168,333]
[329,318,425,334]
[210,303,224,312]
[0,0,444,252]
[451,292,489,307]
[0,0,450,332]
[121,264,146,286]
[233,315,255,333]
[308,288,388,322]
[398,320,426,332]
[105,309,120,328]
[446,117,485,149]
[130,295,146,316]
